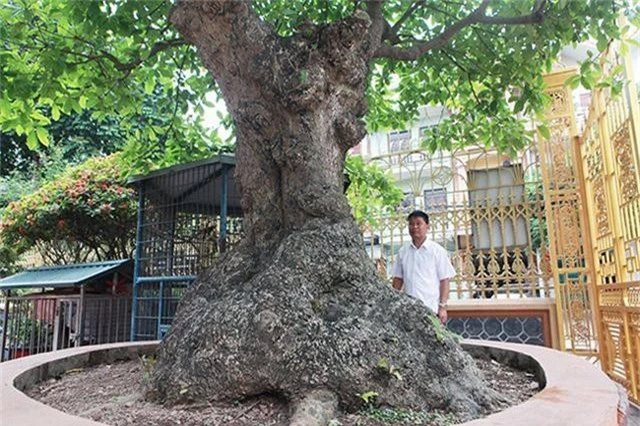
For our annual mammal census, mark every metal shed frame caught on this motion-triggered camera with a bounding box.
[128,155,243,341]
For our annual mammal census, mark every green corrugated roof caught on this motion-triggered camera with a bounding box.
[0,259,132,290]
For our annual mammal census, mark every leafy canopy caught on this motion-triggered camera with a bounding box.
[1,0,638,154]
[0,87,233,216]
[1,0,221,161]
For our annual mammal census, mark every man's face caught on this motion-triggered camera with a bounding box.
[408,216,429,243]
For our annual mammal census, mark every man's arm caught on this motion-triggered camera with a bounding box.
[392,277,403,290]
[438,278,450,324]
[390,248,404,290]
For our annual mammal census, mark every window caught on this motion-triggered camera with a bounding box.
[399,192,415,212]
[389,130,411,153]
[423,188,447,212]
[468,164,527,250]
[389,130,410,142]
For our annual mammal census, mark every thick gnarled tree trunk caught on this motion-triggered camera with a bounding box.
[153,1,499,422]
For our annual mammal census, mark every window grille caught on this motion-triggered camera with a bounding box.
[389,130,411,153]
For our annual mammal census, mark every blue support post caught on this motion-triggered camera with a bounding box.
[130,182,146,341]
[157,280,165,339]
[220,165,229,253]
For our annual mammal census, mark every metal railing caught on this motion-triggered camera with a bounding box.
[362,139,552,302]
[1,294,131,362]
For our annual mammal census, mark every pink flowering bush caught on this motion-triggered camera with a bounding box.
[0,154,136,264]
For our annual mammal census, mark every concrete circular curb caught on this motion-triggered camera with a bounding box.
[460,340,625,425]
[0,340,625,425]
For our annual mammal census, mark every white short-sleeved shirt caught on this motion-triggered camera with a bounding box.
[391,240,456,312]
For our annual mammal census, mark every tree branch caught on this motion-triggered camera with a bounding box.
[36,22,186,74]
[365,0,386,48]
[374,0,545,60]
[441,48,468,74]
[385,0,426,41]
[99,38,186,72]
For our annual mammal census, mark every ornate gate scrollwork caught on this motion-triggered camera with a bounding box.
[576,41,640,403]
[539,69,598,355]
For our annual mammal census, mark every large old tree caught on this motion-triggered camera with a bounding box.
[1,0,635,422]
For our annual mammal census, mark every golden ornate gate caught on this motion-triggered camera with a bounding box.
[538,69,600,355]
[577,43,640,404]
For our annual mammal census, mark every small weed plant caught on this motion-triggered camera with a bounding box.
[376,358,403,381]
[427,315,462,344]
[361,406,458,425]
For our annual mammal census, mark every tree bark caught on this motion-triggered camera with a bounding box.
[153,1,500,422]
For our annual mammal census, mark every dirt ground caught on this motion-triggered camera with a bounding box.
[26,356,539,426]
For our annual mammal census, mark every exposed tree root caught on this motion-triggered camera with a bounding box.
[289,389,339,426]
[153,220,500,422]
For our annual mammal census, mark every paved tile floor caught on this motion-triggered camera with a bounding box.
[629,403,639,426]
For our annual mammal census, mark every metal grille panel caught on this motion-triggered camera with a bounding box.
[578,37,640,403]
[131,158,243,340]
[363,144,551,301]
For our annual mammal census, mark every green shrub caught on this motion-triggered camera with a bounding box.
[0,154,136,264]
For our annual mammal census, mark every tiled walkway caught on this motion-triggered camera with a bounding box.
[629,403,639,426]
[581,355,638,425]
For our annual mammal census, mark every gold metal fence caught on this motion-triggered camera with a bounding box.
[577,42,640,404]
[362,142,553,301]
[537,69,599,355]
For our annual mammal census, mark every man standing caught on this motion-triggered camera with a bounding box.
[392,210,456,324]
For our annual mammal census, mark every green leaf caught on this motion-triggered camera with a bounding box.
[31,110,50,124]
[537,124,550,140]
[580,75,593,90]
[26,131,38,149]
[357,391,379,404]
[596,36,609,53]
[564,74,581,89]
[35,127,50,146]
[0,97,11,117]
[144,78,155,94]
[627,39,640,48]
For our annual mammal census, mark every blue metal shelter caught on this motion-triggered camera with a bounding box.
[127,155,242,341]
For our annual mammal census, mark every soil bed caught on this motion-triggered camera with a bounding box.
[25,356,538,426]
